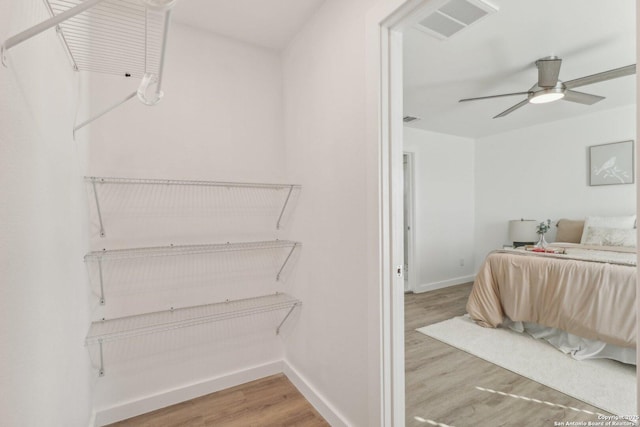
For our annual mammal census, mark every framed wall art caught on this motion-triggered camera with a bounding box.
[589,140,634,186]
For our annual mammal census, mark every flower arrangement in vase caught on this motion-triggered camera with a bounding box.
[535,219,551,248]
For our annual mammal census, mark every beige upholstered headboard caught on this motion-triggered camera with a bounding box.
[555,219,585,243]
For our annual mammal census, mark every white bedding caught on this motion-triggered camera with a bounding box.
[505,318,636,365]
[468,242,637,364]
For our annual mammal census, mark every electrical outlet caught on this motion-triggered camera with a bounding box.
[459,258,465,267]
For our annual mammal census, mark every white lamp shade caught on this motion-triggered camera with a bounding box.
[508,219,538,243]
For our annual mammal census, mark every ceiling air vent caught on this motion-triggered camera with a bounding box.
[416,0,497,40]
[403,116,420,123]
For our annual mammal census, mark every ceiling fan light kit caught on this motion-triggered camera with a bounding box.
[528,85,565,104]
[459,56,636,118]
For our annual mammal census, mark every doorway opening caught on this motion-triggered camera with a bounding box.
[374,0,639,424]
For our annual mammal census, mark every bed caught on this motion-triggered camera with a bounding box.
[466,216,637,364]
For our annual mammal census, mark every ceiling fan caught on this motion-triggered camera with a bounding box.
[459,56,636,118]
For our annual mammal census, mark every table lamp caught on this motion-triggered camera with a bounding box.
[508,219,538,247]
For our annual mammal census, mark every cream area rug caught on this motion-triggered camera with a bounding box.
[417,315,636,416]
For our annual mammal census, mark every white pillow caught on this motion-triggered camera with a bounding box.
[580,215,636,244]
[582,226,637,248]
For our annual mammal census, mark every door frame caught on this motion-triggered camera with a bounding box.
[403,151,416,293]
[366,1,431,424]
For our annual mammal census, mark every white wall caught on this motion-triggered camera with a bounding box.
[0,1,93,426]
[85,22,287,251]
[475,105,636,268]
[404,127,475,292]
[87,23,285,184]
[282,0,382,425]
[83,23,294,423]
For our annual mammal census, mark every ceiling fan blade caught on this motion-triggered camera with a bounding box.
[459,91,529,102]
[536,57,562,87]
[562,90,605,105]
[564,64,636,89]
[493,99,529,118]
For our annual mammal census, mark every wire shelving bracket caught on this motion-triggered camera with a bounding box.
[1,0,177,132]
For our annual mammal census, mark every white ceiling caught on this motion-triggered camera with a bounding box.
[171,0,326,50]
[403,0,636,138]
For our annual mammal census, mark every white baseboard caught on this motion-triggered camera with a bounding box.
[92,359,346,427]
[413,274,475,294]
[93,360,285,426]
[283,362,351,427]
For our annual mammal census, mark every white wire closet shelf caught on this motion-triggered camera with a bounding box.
[47,0,170,78]
[85,240,301,262]
[85,240,301,305]
[1,0,177,130]
[86,292,301,375]
[85,176,302,239]
[86,175,303,190]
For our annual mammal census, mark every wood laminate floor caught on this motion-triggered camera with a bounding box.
[106,374,329,427]
[106,283,617,427]
[405,283,612,427]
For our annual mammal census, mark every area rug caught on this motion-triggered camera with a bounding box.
[416,315,636,416]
